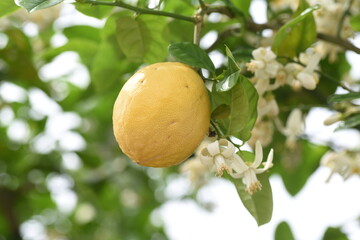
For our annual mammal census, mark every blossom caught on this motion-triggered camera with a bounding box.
[295,51,322,90]
[321,151,360,182]
[200,139,274,194]
[199,139,235,177]
[277,108,304,149]
[246,47,281,80]
[180,157,208,185]
[257,96,279,118]
[230,141,274,194]
[248,120,275,147]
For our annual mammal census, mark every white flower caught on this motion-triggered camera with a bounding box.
[180,157,208,185]
[278,108,304,149]
[321,151,360,182]
[248,120,275,147]
[200,139,274,194]
[200,139,235,176]
[257,96,279,118]
[230,141,274,194]
[246,47,281,80]
[295,51,321,90]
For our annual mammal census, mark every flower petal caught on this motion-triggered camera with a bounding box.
[252,141,263,168]
[219,139,235,158]
[206,140,220,156]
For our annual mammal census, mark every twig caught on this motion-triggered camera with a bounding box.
[337,0,354,37]
[317,33,360,54]
[78,0,195,23]
[193,0,207,45]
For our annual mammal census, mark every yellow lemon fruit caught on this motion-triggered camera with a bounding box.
[113,62,211,167]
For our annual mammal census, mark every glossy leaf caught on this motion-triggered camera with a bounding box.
[275,221,295,240]
[328,92,360,103]
[15,0,63,12]
[211,74,258,140]
[168,42,215,72]
[230,173,273,226]
[225,45,241,74]
[0,0,19,17]
[216,71,240,92]
[272,2,318,58]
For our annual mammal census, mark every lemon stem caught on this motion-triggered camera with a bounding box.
[77,0,196,23]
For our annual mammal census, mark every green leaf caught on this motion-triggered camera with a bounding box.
[231,0,251,16]
[91,13,138,92]
[74,1,113,19]
[336,114,360,130]
[116,15,169,63]
[272,2,319,58]
[211,74,258,140]
[168,42,215,72]
[63,25,101,43]
[225,45,241,74]
[275,221,295,240]
[0,0,19,17]
[230,173,273,226]
[328,92,360,103]
[350,14,360,32]
[322,227,349,240]
[211,104,230,120]
[15,0,63,12]
[280,140,328,196]
[216,71,240,92]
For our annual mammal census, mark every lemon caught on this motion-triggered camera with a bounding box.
[113,62,211,167]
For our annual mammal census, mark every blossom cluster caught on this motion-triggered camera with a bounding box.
[321,150,360,181]
[181,139,274,195]
[246,47,311,148]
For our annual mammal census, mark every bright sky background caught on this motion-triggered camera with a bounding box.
[2,0,360,239]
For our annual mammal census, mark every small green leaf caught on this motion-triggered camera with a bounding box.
[322,227,349,240]
[211,104,230,120]
[328,92,360,103]
[15,0,63,12]
[272,2,319,58]
[216,71,240,92]
[225,45,241,74]
[275,221,295,240]
[168,42,215,72]
[0,0,19,17]
[336,114,360,130]
[230,173,273,226]
[350,14,360,32]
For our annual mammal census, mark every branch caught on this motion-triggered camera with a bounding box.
[317,33,360,54]
[78,0,195,23]
[337,0,354,37]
